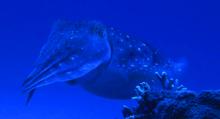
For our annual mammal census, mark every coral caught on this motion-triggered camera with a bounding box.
[122,72,220,119]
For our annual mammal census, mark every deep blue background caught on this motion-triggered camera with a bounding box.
[0,0,220,118]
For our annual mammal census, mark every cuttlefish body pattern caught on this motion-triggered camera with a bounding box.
[22,20,177,103]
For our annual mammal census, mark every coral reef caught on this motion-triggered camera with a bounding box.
[122,72,220,119]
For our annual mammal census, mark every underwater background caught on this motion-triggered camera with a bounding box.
[0,0,220,118]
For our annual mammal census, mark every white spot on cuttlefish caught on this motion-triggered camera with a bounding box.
[143,64,148,68]
[70,56,75,60]
[120,38,124,42]
[126,35,130,39]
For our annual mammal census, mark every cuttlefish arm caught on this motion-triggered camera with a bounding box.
[22,21,111,104]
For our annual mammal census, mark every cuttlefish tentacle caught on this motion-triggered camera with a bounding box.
[22,21,111,103]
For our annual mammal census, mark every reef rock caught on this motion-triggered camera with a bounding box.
[123,73,220,119]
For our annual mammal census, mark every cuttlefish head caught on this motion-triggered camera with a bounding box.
[22,20,111,103]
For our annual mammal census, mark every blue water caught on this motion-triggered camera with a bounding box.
[1,0,220,118]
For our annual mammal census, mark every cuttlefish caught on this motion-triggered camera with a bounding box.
[22,20,184,104]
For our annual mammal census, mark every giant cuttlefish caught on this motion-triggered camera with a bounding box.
[22,20,184,103]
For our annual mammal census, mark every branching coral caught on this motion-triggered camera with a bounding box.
[122,72,220,119]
